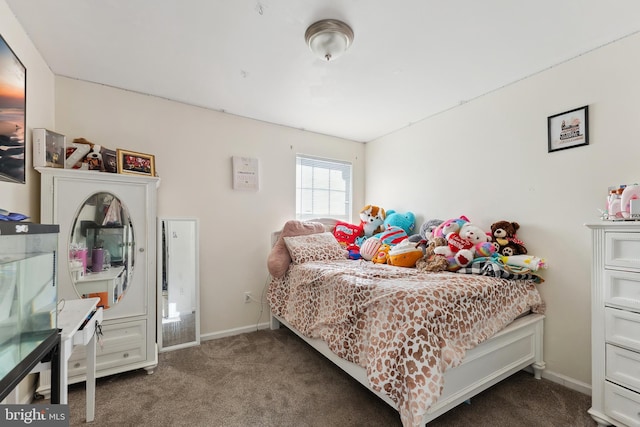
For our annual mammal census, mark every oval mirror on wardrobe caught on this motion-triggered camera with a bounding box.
[68,192,135,309]
[158,218,200,351]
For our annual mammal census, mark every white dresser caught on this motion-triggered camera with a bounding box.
[588,222,640,427]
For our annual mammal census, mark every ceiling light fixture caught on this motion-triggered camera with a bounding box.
[305,19,354,62]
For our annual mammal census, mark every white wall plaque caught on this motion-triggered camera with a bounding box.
[232,156,259,191]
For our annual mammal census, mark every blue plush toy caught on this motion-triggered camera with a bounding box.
[371,210,416,246]
[383,210,416,236]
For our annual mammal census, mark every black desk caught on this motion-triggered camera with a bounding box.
[0,329,61,403]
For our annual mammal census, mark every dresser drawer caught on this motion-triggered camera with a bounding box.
[606,232,640,271]
[605,270,640,312]
[606,308,640,352]
[605,381,640,427]
[607,344,640,393]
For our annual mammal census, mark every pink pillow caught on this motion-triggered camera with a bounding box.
[267,220,325,278]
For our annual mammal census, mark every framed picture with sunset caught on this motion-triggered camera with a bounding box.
[0,34,26,183]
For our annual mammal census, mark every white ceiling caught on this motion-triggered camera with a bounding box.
[6,1,640,142]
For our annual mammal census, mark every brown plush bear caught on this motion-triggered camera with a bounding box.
[416,237,449,272]
[490,221,527,256]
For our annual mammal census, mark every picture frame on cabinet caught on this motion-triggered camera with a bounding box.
[117,149,156,176]
[33,128,66,169]
[0,34,26,183]
[101,147,117,173]
[547,105,589,153]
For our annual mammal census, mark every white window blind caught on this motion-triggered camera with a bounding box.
[296,155,352,222]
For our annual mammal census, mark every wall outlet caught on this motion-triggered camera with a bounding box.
[243,291,252,303]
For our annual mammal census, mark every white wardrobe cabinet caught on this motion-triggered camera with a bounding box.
[38,167,160,384]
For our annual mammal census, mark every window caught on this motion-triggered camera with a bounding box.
[296,155,352,222]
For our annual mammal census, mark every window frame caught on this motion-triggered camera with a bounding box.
[295,154,352,223]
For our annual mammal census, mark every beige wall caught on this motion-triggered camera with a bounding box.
[366,32,640,389]
[54,76,365,337]
[0,0,55,219]
[0,0,55,403]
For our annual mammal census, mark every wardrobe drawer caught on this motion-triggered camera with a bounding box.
[604,381,640,427]
[606,308,640,352]
[605,270,640,312]
[606,232,640,271]
[607,344,640,393]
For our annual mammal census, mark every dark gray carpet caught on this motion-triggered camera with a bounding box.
[60,327,596,426]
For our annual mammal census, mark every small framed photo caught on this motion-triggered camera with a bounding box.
[101,147,117,173]
[547,105,589,153]
[117,149,156,176]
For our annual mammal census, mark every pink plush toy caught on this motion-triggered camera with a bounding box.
[432,215,470,239]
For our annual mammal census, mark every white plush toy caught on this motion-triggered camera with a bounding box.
[434,222,490,268]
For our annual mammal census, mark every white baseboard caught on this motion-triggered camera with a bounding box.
[542,369,592,396]
[524,366,592,396]
[199,322,270,342]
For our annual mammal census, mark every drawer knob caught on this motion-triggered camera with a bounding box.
[123,352,129,358]
[74,362,80,368]
[139,247,145,253]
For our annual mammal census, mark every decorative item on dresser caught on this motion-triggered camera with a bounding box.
[36,167,159,395]
[587,221,640,426]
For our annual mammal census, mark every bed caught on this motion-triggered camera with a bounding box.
[267,220,545,427]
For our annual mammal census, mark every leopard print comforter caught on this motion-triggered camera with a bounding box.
[268,259,544,427]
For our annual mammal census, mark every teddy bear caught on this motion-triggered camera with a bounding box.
[490,221,527,256]
[434,222,491,270]
[416,237,450,272]
[359,205,386,237]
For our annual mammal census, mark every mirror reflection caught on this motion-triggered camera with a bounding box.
[159,218,199,351]
[69,192,134,309]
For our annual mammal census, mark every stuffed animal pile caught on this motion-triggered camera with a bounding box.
[332,205,423,267]
[327,207,545,274]
[415,216,546,274]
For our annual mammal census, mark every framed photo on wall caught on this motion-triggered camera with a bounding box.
[0,34,26,183]
[117,148,156,176]
[547,105,589,153]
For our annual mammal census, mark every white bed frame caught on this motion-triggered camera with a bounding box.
[269,221,545,425]
[270,312,545,425]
